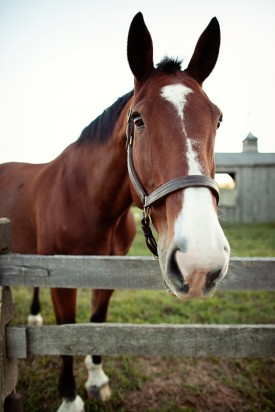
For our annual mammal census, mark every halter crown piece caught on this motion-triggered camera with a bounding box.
[126,106,220,258]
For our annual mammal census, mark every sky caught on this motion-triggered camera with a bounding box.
[0,0,274,164]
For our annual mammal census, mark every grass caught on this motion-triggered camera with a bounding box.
[130,207,275,257]
[222,221,275,257]
[11,215,275,411]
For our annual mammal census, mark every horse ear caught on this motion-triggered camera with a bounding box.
[127,12,154,81]
[186,17,220,85]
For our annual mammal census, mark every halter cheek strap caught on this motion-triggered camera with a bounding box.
[126,106,220,258]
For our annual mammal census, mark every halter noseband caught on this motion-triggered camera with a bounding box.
[126,106,220,258]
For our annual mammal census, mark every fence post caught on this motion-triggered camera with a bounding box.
[0,218,23,412]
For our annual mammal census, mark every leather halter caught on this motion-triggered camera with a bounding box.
[126,106,220,257]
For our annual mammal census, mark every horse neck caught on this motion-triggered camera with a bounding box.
[58,120,132,221]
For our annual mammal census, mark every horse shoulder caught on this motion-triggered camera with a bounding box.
[110,208,136,255]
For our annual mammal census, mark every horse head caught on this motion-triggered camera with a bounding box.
[127,12,230,300]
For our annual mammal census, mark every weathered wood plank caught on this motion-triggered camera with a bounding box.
[6,323,275,359]
[0,221,22,411]
[0,254,275,290]
[0,255,164,289]
[224,258,275,290]
[4,327,27,360]
[0,219,11,255]
[0,287,18,409]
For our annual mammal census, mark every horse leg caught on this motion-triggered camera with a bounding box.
[28,287,43,326]
[84,210,135,401]
[85,289,114,401]
[51,288,84,412]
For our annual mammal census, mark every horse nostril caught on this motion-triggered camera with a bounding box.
[224,245,230,254]
[205,268,222,291]
[167,249,189,294]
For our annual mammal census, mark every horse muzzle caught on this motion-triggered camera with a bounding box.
[162,246,229,300]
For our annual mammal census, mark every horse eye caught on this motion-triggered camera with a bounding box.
[217,114,223,129]
[133,114,145,129]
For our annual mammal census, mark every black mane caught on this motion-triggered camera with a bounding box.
[77,90,134,145]
[156,57,182,74]
[77,58,181,145]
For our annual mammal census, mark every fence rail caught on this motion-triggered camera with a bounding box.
[1,254,275,291]
[0,218,275,411]
[6,323,275,359]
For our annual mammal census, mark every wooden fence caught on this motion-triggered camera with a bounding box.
[0,218,275,411]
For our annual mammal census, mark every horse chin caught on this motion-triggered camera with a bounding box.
[166,281,218,301]
[164,274,220,301]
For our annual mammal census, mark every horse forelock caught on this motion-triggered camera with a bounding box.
[156,57,183,75]
[77,90,134,145]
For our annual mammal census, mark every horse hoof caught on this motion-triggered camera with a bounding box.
[84,356,111,401]
[27,313,43,326]
[86,383,112,402]
[56,395,85,412]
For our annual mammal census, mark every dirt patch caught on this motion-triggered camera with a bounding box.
[125,377,243,411]
[123,357,273,412]
[17,355,275,411]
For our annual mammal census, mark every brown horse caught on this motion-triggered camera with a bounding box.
[0,12,230,412]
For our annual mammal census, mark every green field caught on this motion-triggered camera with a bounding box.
[12,217,275,411]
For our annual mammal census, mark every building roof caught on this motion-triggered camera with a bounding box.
[215,152,275,167]
[243,131,258,142]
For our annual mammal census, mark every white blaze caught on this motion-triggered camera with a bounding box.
[161,84,201,175]
[160,84,192,121]
[160,83,229,292]
[186,138,202,175]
